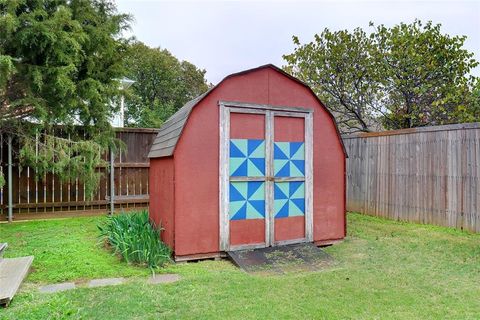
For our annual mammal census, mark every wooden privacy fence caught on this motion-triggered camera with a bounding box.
[0,128,158,221]
[343,122,480,233]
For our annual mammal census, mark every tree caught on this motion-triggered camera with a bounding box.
[283,28,383,133]
[283,20,479,133]
[454,78,480,123]
[123,42,209,128]
[372,21,479,129]
[0,0,130,195]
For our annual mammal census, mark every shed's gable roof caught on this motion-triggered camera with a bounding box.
[147,91,209,158]
[148,64,347,158]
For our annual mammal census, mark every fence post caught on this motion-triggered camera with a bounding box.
[109,148,115,215]
[7,135,13,223]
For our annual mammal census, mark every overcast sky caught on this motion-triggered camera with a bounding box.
[116,0,480,84]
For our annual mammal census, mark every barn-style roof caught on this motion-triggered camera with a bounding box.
[147,91,210,158]
[148,64,347,158]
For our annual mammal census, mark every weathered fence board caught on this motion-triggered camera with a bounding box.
[0,128,158,220]
[343,122,480,233]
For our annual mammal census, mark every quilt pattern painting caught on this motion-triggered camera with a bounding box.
[274,142,305,177]
[230,139,265,177]
[274,181,305,218]
[229,139,266,220]
[229,181,265,220]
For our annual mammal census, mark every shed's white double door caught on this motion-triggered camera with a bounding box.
[219,101,313,251]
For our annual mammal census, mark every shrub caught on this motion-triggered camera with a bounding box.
[98,210,171,269]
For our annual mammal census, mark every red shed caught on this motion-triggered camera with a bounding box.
[148,64,346,261]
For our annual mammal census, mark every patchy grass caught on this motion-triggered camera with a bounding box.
[0,216,149,283]
[1,213,479,319]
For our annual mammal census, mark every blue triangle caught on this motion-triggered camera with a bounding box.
[231,160,247,176]
[289,181,303,197]
[230,141,246,158]
[289,142,303,158]
[231,203,247,220]
[291,198,305,214]
[247,181,263,198]
[274,144,288,160]
[292,160,305,175]
[274,184,288,200]
[275,202,289,218]
[247,139,263,156]
[249,200,265,217]
[249,158,265,175]
[275,162,290,177]
[230,184,246,201]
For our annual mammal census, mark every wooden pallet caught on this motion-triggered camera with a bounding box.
[0,255,34,306]
[227,243,332,274]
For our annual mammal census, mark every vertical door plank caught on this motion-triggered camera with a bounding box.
[218,105,230,251]
[265,111,273,246]
[304,113,314,242]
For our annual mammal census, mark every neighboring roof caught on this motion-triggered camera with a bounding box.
[148,64,347,158]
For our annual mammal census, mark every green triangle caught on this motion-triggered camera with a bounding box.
[274,159,288,175]
[249,141,265,158]
[291,143,305,160]
[229,158,245,176]
[291,182,305,199]
[247,160,263,177]
[290,163,304,177]
[274,199,287,215]
[249,182,265,201]
[275,142,290,159]
[229,200,246,219]
[246,202,264,219]
[289,201,304,216]
[231,139,248,155]
[231,181,247,198]
[276,182,289,198]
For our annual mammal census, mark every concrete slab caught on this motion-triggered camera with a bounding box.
[1,256,34,305]
[88,277,125,288]
[39,282,75,294]
[147,274,181,285]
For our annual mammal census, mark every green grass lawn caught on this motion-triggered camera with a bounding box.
[0,216,149,283]
[1,213,479,319]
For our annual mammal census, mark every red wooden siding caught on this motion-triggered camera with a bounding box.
[230,220,265,246]
[230,113,265,139]
[275,216,305,242]
[149,157,175,248]
[274,116,305,141]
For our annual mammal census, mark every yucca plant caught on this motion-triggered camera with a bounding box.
[98,210,171,269]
